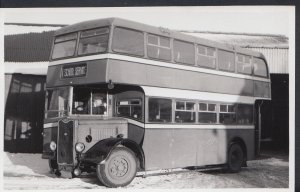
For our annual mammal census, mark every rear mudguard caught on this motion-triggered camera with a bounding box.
[81,138,145,169]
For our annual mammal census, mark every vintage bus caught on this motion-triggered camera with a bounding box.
[42,18,271,187]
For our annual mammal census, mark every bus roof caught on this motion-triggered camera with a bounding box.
[54,17,265,58]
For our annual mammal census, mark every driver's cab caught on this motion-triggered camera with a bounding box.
[72,87,108,116]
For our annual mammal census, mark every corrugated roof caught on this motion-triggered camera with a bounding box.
[182,31,288,48]
[5,24,61,35]
[5,31,54,62]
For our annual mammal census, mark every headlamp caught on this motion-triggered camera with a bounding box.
[75,142,85,153]
[50,141,57,151]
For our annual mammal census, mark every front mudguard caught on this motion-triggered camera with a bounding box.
[81,138,145,169]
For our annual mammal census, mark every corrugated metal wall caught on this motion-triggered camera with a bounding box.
[246,48,289,74]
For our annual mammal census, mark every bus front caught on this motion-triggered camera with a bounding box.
[42,22,145,186]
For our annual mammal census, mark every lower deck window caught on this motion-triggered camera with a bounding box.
[219,104,236,124]
[116,99,142,120]
[175,101,196,123]
[237,104,253,124]
[148,98,172,122]
[198,103,217,123]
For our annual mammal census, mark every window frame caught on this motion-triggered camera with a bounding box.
[236,53,253,75]
[51,32,78,60]
[173,39,195,65]
[115,98,143,121]
[174,100,196,123]
[219,103,237,124]
[147,97,173,123]
[198,102,218,124]
[71,88,109,116]
[196,44,217,69]
[217,49,236,73]
[77,27,110,56]
[253,57,269,78]
[146,33,172,61]
[111,26,145,57]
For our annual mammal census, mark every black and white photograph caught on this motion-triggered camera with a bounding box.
[1,6,295,190]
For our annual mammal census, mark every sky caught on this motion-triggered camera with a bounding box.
[1,6,294,36]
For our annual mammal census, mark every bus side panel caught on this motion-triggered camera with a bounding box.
[143,128,173,170]
[195,129,227,166]
[254,81,271,98]
[226,129,255,161]
[168,129,198,168]
[107,59,254,97]
[128,123,145,145]
[143,127,255,170]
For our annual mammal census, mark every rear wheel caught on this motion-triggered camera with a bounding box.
[96,147,137,188]
[227,143,244,173]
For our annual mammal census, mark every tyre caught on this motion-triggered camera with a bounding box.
[96,147,137,188]
[227,143,244,173]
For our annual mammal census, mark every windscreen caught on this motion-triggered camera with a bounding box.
[45,87,69,118]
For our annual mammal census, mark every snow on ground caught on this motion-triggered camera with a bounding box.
[3,152,288,190]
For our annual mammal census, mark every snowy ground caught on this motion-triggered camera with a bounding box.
[3,152,289,189]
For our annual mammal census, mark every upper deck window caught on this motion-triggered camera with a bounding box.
[253,58,268,77]
[112,27,144,56]
[196,45,216,69]
[237,54,252,75]
[147,34,171,61]
[52,33,77,59]
[78,27,109,55]
[218,50,235,72]
[173,40,195,65]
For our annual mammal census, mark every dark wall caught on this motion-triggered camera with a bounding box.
[260,74,289,152]
[4,74,46,153]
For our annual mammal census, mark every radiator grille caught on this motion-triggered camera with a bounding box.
[57,120,74,165]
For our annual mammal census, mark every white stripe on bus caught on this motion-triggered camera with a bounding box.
[144,124,254,129]
[141,86,263,104]
[125,118,254,130]
[43,119,254,130]
[127,119,145,128]
[49,53,270,83]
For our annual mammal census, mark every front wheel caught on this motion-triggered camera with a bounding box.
[227,143,244,173]
[96,147,137,188]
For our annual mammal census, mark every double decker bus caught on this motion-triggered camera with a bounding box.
[42,18,271,187]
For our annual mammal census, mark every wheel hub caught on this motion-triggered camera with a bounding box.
[109,157,129,177]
